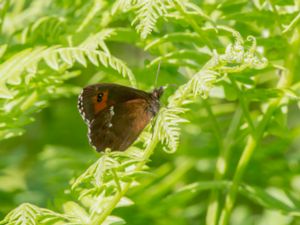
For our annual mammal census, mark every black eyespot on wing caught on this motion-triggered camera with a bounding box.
[97,92,103,102]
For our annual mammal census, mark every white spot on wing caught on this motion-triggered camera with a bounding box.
[87,128,96,150]
[107,106,114,128]
[78,90,90,124]
[109,106,115,116]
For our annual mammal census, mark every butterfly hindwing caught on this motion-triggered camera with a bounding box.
[88,99,153,151]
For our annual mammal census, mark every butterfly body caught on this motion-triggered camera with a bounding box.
[78,83,163,152]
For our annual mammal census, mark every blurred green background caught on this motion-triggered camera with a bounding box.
[1,0,300,225]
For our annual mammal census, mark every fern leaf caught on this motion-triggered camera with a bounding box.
[73,49,88,67]
[63,201,91,224]
[103,216,125,225]
[112,0,170,38]
[0,47,136,100]
[58,49,74,66]
[155,107,188,153]
[0,47,49,98]
[3,0,52,35]
[0,203,70,225]
[56,48,136,85]
[86,51,100,66]
[166,36,267,107]
[111,0,134,15]
[43,51,60,70]
[169,69,219,107]
[159,35,268,153]
[132,0,169,39]
[80,28,116,54]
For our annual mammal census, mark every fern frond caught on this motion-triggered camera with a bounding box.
[0,47,50,98]
[79,28,116,54]
[155,107,188,153]
[102,216,126,225]
[0,45,135,141]
[0,203,38,225]
[0,46,136,99]
[113,0,171,38]
[0,203,71,225]
[111,0,135,15]
[68,150,144,224]
[158,35,267,153]
[62,201,91,224]
[71,150,143,196]
[132,0,169,39]
[71,154,118,191]
[169,69,219,107]
[56,48,136,85]
[3,0,52,35]
[167,35,267,107]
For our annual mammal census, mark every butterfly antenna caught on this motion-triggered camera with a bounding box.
[154,61,161,88]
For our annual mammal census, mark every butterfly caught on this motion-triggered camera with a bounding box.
[78,83,164,152]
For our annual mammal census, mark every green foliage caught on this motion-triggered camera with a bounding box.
[1,0,300,225]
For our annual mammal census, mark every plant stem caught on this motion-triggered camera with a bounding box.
[229,77,255,133]
[90,135,159,225]
[206,108,242,225]
[217,27,300,225]
[282,12,300,34]
[218,135,257,225]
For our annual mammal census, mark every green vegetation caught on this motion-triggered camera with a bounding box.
[1,0,300,224]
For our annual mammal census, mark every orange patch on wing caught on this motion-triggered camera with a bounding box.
[93,90,108,114]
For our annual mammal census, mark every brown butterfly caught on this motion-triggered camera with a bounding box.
[78,83,164,152]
